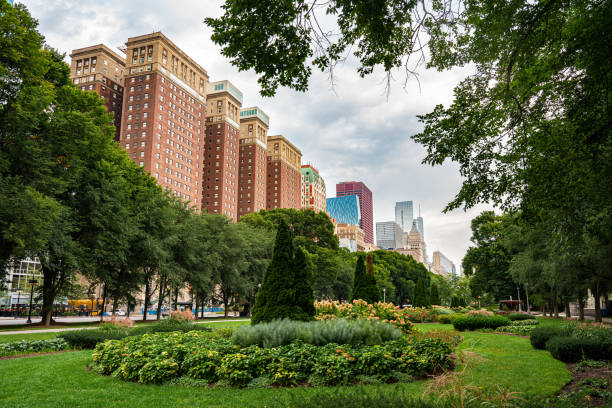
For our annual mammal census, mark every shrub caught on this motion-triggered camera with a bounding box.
[167,310,195,322]
[506,313,534,321]
[530,326,574,349]
[545,336,612,362]
[509,319,539,326]
[59,329,127,349]
[233,318,402,348]
[452,315,510,331]
[438,313,464,324]
[92,331,454,387]
[0,338,69,356]
[432,307,453,315]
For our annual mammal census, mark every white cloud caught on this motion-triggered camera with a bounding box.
[21,0,494,268]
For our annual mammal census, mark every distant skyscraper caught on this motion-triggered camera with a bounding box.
[376,221,403,250]
[337,181,373,244]
[395,201,414,233]
[415,215,426,262]
[326,195,361,226]
[432,251,454,276]
[266,135,302,210]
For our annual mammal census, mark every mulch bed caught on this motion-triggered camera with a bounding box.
[0,350,76,361]
[559,361,612,406]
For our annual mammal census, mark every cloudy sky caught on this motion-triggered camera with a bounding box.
[21,0,494,271]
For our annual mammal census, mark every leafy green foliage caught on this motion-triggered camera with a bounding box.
[430,284,440,306]
[507,313,535,321]
[530,326,575,350]
[0,338,68,356]
[452,315,510,331]
[413,278,430,307]
[438,313,464,325]
[92,331,454,386]
[232,318,402,348]
[350,254,379,303]
[545,336,612,363]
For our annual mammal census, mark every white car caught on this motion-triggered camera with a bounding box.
[115,309,126,316]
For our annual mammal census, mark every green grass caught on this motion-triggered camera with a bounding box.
[0,323,571,407]
[0,332,59,343]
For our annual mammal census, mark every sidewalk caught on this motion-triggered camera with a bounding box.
[529,312,612,324]
[0,318,250,336]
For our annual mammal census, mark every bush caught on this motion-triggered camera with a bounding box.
[130,319,212,336]
[438,313,464,324]
[452,315,510,331]
[495,325,536,336]
[545,336,612,362]
[92,331,454,387]
[432,307,453,315]
[466,309,494,317]
[506,313,535,321]
[232,318,402,348]
[530,326,574,349]
[59,329,127,349]
[0,338,69,356]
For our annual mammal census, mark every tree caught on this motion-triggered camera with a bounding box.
[293,246,315,320]
[413,278,429,307]
[252,220,308,324]
[350,254,379,303]
[430,284,441,306]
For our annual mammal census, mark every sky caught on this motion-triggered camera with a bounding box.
[21,0,494,271]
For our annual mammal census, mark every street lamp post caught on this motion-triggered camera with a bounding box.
[13,287,22,319]
[383,288,386,303]
[26,279,37,324]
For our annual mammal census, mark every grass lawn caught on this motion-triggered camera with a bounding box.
[0,332,59,343]
[0,322,571,407]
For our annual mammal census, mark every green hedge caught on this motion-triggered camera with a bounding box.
[530,326,574,349]
[495,326,535,336]
[545,336,612,362]
[232,319,402,348]
[59,329,127,349]
[438,313,464,324]
[509,319,539,326]
[506,313,535,321]
[452,315,510,331]
[92,331,454,386]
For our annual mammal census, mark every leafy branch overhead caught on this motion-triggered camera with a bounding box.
[204,0,458,96]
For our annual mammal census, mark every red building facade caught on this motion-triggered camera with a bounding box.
[336,181,373,244]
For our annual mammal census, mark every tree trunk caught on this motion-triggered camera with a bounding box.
[99,285,107,323]
[156,278,166,321]
[525,285,531,314]
[223,293,229,318]
[564,299,571,319]
[592,281,602,323]
[516,285,522,312]
[41,265,58,327]
[194,292,198,320]
[578,294,585,321]
[112,298,118,316]
[143,275,151,322]
[173,287,179,310]
[200,296,205,319]
[553,294,559,319]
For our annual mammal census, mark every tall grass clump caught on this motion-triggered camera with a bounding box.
[233,318,402,348]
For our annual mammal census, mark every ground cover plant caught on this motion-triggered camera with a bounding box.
[91,330,453,387]
[232,318,402,348]
[0,338,68,357]
[507,313,536,321]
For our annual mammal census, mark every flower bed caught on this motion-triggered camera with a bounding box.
[315,300,437,332]
[92,331,454,387]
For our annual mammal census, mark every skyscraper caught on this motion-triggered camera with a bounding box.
[203,80,241,220]
[376,221,403,249]
[70,44,125,140]
[301,164,326,213]
[432,250,454,276]
[119,32,208,210]
[337,181,373,244]
[266,135,302,209]
[326,195,361,226]
[415,215,427,262]
[395,201,414,233]
[237,106,269,220]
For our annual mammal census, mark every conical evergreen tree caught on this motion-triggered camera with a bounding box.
[413,278,429,307]
[350,253,380,303]
[430,284,441,305]
[293,246,315,320]
[252,220,302,324]
[349,254,366,302]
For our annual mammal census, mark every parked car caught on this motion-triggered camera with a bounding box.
[115,309,126,316]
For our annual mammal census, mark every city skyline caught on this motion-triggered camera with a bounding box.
[22,0,494,268]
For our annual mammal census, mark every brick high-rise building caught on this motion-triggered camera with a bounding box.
[337,181,373,244]
[118,32,209,210]
[301,164,326,213]
[202,80,242,220]
[266,135,302,210]
[237,107,269,220]
[70,44,125,140]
